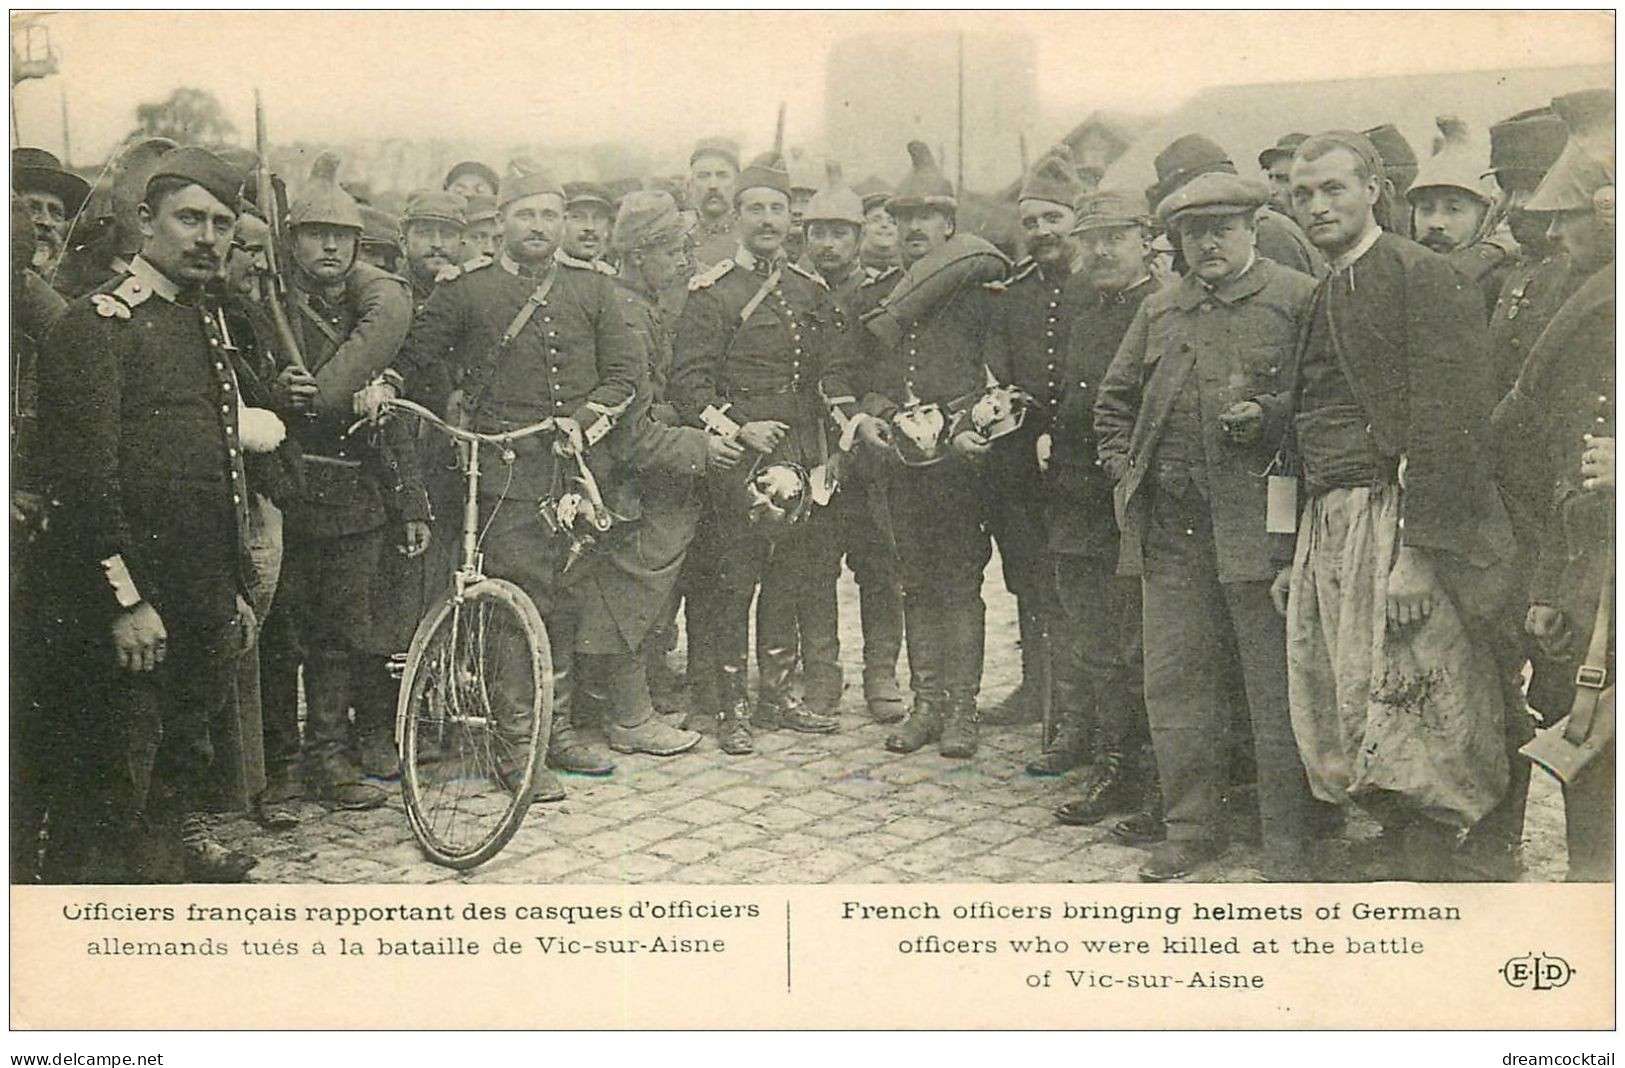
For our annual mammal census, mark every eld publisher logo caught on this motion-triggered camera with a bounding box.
[1501,953,1576,991]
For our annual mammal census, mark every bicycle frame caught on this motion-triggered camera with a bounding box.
[357,396,560,601]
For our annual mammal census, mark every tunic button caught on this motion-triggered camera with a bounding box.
[209,338,218,347]
[1048,301,1057,309]
[229,448,237,457]
[233,494,241,505]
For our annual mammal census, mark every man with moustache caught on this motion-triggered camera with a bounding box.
[13,147,90,278]
[560,182,617,269]
[1094,172,1319,882]
[799,166,906,721]
[54,138,177,299]
[1039,190,1157,836]
[670,151,843,754]
[688,137,742,271]
[357,168,642,799]
[1491,89,1615,880]
[1146,134,1325,279]
[980,148,1090,735]
[1284,131,1517,881]
[824,142,1010,758]
[1485,107,1576,394]
[398,189,467,309]
[1452,105,1575,878]
[1405,121,1514,316]
[36,147,263,881]
[258,155,425,810]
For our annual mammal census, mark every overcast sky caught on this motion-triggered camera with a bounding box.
[12,9,1613,169]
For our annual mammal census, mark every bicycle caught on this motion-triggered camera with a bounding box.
[362,396,561,869]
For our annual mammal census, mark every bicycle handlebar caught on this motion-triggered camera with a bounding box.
[349,396,558,446]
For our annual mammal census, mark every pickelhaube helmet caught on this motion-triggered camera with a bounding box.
[890,402,951,466]
[288,152,363,231]
[891,141,955,211]
[1406,117,1494,207]
[746,461,812,528]
[803,161,865,227]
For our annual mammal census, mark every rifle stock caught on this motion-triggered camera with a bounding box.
[254,89,306,370]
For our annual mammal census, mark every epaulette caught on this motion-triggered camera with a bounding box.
[860,265,900,288]
[91,274,152,319]
[688,259,735,291]
[786,261,827,288]
[985,257,1037,292]
[556,249,618,276]
[436,254,492,284]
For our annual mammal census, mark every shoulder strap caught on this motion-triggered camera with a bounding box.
[1564,541,1614,746]
[466,265,560,418]
[738,266,782,326]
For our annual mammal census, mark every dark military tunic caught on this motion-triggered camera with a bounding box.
[1488,252,1577,397]
[37,255,251,880]
[982,257,1078,607]
[822,237,1007,706]
[396,251,640,502]
[670,247,841,694]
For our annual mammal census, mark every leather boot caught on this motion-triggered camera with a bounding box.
[756,640,837,734]
[716,666,755,756]
[986,603,1046,725]
[603,653,701,756]
[351,657,401,781]
[546,653,616,776]
[1026,676,1092,776]
[1055,750,1131,826]
[939,696,980,759]
[862,669,908,724]
[858,576,907,722]
[304,653,387,810]
[885,696,942,754]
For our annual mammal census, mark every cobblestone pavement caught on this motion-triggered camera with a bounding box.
[211,555,1571,885]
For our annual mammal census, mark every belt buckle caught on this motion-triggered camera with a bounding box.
[1575,665,1609,690]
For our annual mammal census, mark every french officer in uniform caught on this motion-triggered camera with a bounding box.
[670,150,845,754]
[980,147,1091,730]
[37,147,269,881]
[358,167,643,799]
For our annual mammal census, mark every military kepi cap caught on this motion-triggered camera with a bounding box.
[1019,146,1087,209]
[401,189,468,227]
[737,151,792,198]
[498,168,565,209]
[1072,189,1152,234]
[1362,124,1418,189]
[563,180,615,210]
[147,146,246,210]
[612,189,696,253]
[690,137,741,171]
[444,160,500,195]
[1258,133,1309,169]
[1156,172,1268,229]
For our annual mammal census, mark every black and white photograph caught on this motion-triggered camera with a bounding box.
[7,8,1613,906]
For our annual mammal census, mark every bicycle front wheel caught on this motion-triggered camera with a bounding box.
[397,578,553,869]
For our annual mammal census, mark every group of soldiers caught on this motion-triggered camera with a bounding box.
[9,82,1613,886]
